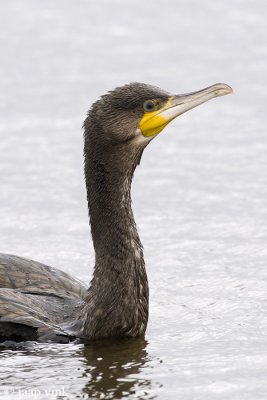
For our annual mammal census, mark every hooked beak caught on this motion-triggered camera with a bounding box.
[139,83,233,137]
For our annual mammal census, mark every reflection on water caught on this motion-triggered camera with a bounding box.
[0,338,159,400]
[82,338,153,399]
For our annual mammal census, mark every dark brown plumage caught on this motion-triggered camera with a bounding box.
[0,82,232,343]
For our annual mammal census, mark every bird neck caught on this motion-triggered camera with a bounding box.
[86,142,143,264]
[81,137,149,339]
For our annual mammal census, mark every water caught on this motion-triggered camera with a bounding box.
[0,0,267,398]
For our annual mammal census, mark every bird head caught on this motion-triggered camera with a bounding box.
[85,82,232,146]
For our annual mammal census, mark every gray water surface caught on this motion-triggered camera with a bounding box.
[0,0,267,399]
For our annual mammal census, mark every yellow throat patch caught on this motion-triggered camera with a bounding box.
[138,99,173,137]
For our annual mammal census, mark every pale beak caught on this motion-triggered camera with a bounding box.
[139,83,233,137]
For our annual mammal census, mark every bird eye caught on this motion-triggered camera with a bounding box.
[143,100,156,112]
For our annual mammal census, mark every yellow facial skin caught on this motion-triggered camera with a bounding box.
[138,83,233,138]
[138,99,173,137]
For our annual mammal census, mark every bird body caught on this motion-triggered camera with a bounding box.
[0,82,232,343]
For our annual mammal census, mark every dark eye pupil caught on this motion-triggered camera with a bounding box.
[144,101,155,112]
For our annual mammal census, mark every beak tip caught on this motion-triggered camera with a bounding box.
[214,83,233,96]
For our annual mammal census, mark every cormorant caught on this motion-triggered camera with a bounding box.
[0,82,232,343]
